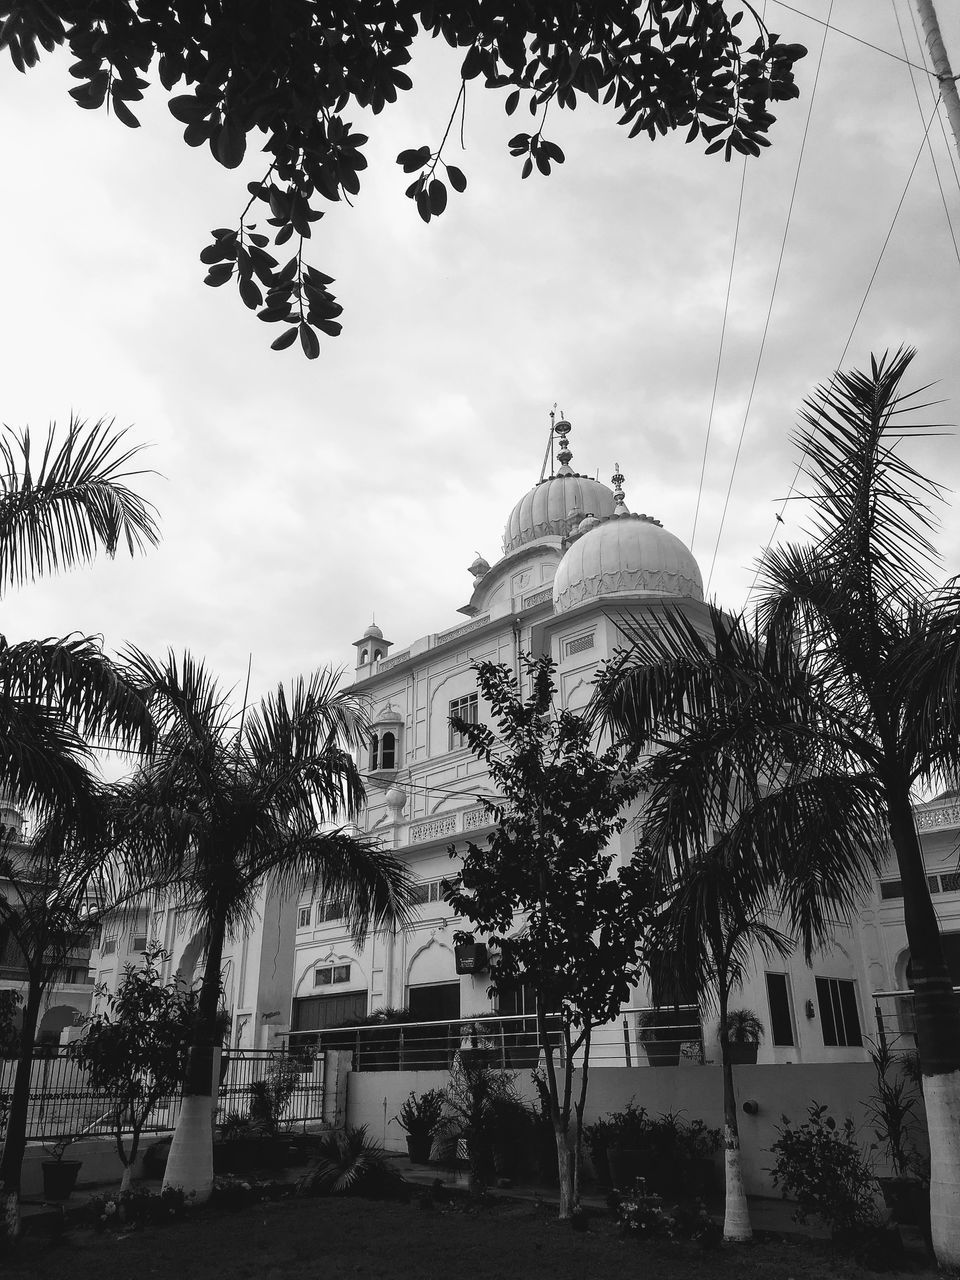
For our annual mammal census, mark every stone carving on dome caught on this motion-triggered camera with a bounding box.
[554,566,703,613]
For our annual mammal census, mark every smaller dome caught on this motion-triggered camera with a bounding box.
[504,473,616,553]
[553,513,703,614]
[385,785,407,813]
[363,623,384,640]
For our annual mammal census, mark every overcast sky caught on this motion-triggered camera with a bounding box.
[3,0,960,741]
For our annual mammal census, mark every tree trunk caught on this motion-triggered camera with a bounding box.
[718,990,751,1242]
[0,980,44,1237]
[887,782,960,1267]
[120,1162,133,1194]
[162,914,226,1204]
[554,1121,575,1219]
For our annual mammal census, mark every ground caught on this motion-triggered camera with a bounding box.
[0,1195,945,1280]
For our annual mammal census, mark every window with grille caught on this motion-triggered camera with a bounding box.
[940,872,960,893]
[298,906,312,928]
[815,977,863,1047]
[314,963,351,987]
[410,878,447,906]
[317,901,343,923]
[449,693,478,750]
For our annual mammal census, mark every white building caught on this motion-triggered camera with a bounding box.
[86,417,960,1065]
[288,417,902,1065]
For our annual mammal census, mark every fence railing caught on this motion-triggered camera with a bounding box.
[216,1047,326,1129]
[0,1045,327,1143]
[872,987,960,1058]
[286,1006,704,1072]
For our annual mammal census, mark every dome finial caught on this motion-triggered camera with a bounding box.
[611,464,629,515]
[555,411,573,475]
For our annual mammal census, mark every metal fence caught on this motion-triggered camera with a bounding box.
[216,1047,326,1129]
[0,1045,326,1143]
[286,1006,704,1072]
[872,987,960,1058]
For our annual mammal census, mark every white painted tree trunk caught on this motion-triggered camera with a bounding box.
[722,1127,752,1242]
[162,1096,215,1203]
[120,1163,133,1194]
[3,1189,20,1239]
[923,1069,960,1268]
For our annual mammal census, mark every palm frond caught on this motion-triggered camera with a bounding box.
[767,347,944,609]
[0,415,159,592]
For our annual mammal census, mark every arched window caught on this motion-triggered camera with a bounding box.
[360,648,368,664]
[381,731,396,770]
[369,732,379,771]
[374,649,383,661]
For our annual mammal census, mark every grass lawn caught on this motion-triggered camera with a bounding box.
[0,1194,943,1280]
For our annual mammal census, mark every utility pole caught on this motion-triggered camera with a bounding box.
[915,0,960,163]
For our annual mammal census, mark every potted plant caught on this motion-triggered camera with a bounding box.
[723,1009,764,1064]
[41,1135,83,1201]
[865,1040,929,1235]
[395,1088,445,1164]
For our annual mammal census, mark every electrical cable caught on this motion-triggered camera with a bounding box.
[892,0,960,268]
[768,0,937,76]
[691,154,748,553]
[743,95,945,611]
[904,0,960,199]
[705,0,835,597]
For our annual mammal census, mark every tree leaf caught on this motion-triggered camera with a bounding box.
[447,165,467,193]
[270,326,299,351]
[299,322,321,359]
[429,179,447,215]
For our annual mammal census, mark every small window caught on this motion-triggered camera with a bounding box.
[380,731,396,770]
[315,963,351,987]
[449,693,479,750]
[130,934,148,953]
[369,732,379,771]
[816,977,863,1048]
[319,901,343,923]
[880,880,904,900]
[298,906,312,929]
[941,872,960,892]
[360,648,368,664]
[765,972,795,1046]
[374,649,383,661]
[410,879,445,907]
[102,937,118,957]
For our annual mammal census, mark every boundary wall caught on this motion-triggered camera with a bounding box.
[348,1061,891,1196]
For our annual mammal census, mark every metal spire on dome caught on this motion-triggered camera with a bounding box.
[555,412,573,475]
[611,464,629,515]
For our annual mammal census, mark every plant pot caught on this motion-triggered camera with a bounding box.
[727,1043,759,1065]
[41,1159,82,1201]
[406,1134,434,1165]
[878,1176,929,1228]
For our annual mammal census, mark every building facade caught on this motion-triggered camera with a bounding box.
[288,418,905,1065]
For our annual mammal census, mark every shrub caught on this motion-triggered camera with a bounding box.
[610,1182,675,1239]
[298,1125,404,1198]
[395,1088,445,1139]
[83,1185,192,1232]
[770,1102,880,1233]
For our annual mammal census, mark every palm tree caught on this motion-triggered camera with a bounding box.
[0,414,159,816]
[114,650,413,1203]
[0,806,147,1234]
[644,853,792,1241]
[594,348,960,1267]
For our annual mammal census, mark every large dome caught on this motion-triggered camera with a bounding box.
[504,472,616,554]
[553,512,703,614]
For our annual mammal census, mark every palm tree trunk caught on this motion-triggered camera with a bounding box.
[718,988,752,1241]
[887,782,960,1267]
[162,914,226,1204]
[0,980,43,1238]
